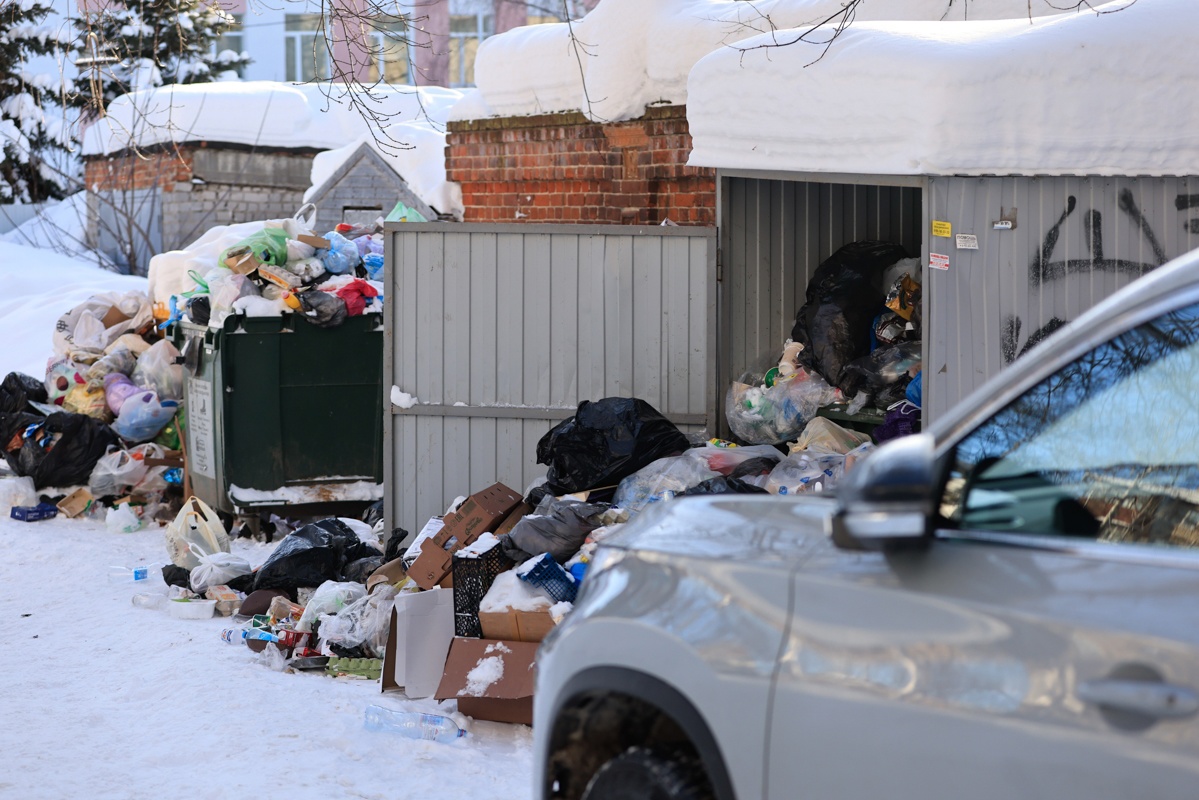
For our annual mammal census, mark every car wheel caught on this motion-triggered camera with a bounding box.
[580,746,714,800]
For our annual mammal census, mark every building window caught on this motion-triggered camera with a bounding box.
[213,13,246,78]
[285,13,329,82]
[367,15,414,85]
[448,12,493,87]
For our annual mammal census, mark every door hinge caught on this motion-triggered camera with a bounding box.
[716,247,723,282]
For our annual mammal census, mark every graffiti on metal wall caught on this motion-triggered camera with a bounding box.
[1001,188,1188,365]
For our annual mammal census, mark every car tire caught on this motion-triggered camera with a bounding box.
[580,745,714,800]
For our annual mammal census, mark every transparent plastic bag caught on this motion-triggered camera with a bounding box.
[86,347,137,384]
[613,451,721,514]
[725,369,841,445]
[287,257,325,283]
[689,444,783,475]
[317,584,398,655]
[52,291,153,356]
[106,502,144,534]
[72,312,106,351]
[165,496,231,569]
[766,451,846,495]
[63,382,113,422]
[44,355,86,406]
[296,580,368,632]
[114,391,177,443]
[89,447,149,498]
[189,547,253,593]
[130,340,184,401]
[104,373,142,416]
[789,417,873,455]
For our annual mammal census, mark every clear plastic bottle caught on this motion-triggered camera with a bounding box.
[363,705,466,743]
[108,565,151,583]
[132,593,165,609]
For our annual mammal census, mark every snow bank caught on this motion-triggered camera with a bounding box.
[0,241,146,378]
[0,193,96,263]
[688,0,1194,176]
[454,0,1078,123]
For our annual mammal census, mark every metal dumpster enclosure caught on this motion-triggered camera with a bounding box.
[384,224,716,538]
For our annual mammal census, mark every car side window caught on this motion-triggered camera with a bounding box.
[943,302,1199,548]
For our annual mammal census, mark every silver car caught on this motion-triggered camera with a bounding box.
[534,246,1199,800]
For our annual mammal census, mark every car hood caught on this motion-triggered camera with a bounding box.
[602,494,836,563]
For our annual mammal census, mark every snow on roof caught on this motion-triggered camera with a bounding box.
[451,0,1076,124]
[687,0,1196,177]
[81,80,462,156]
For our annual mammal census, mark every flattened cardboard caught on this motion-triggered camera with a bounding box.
[366,556,409,593]
[492,503,532,538]
[435,638,539,726]
[296,233,330,249]
[478,609,520,641]
[410,484,522,590]
[100,305,131,330]
[56,487,95,518]
[407,546,452,591]
[380,588,455,699]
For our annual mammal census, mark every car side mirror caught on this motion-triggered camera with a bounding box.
[830,433,935,551]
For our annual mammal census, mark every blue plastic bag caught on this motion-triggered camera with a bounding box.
[316,231,360,275]
[113,391,178,443]
[905,370,922,408]
[362,253,384,281]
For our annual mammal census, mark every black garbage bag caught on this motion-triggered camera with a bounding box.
[362,499,384,528]
[536,398,690,494]
[499,498,608,564]
[729,456,781,481]
[838,341,922,404]
[0,372,48,414]
[253,518,377,591]
[790,241,910,392]
[297,291,348,329]
[161,564,192,590]
[186,295,211,327]
[342,555,385,584]
[680,476,769,496]
[11,412,119,489]
[226,572,256,594]
[383,527,409,563]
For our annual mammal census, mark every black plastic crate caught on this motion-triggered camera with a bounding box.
[452,542,512,638]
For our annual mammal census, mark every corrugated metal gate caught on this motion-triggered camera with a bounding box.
[383,223,717,538]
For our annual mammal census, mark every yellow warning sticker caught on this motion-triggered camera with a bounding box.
[931,220,952,238]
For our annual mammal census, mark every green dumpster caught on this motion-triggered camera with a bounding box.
[172,313,384,521]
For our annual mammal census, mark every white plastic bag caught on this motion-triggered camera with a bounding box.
[89,447,149,498]
[318,584,398,655]
[113,391,177,443]
[189,547,253,593]
[766,451,847,495]
[130,340,184,401]
[165,497,231,569]
[790,417,873,455]
[52,290,153,356]
[106,502,144,534]
[296,580,368,633]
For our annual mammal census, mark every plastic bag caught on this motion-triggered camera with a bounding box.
[790,417,873,455]
[52,290,153,357]
[287,257,326,283]
[45,356,86,406]
[114,391,177,443]
[220,227,289,272]
[206,269,261,328]
[333,279,379,316]
[317,584,397,656]
[72,312,106,352]
[296,580,368,632]
[189,548,253,594]
[790,241,910,391]
[0,372,47,414]
[6,411,120,489]
[839,341,922,402]
[725,369,841,445]
[766,451,847,495]
[85,347,137,384]
[315,231,360,275]
[252,518,378,591]
[130,340,184,401]
[62,382,112,422]
[89,447,149,498]
[885,273,922,322]
[104,373,142,416]
[106,502,144,534]
[613,451,720,514]
[689,444,782,475]
[186,295,211,326]
[297,291,348,329]
[164,497,231,570]
[536,397,691,495]
[355,234,384,258]
[362,253,384,281]
[680,476,769,497]
[499,497,608,564]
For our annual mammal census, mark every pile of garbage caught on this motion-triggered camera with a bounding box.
[726,240,924,464]
[159,206,386,331]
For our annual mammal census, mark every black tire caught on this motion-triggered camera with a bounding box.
[580,746,715,800]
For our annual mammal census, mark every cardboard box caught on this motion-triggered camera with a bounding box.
[222,246,262,275]
[366,556,409,593]
[56,487,95,519]
[436,638,539,726]
[516,610,556,643]
[478,608,555,643]
[380,588,456,699]
[205,585,241,617]
[410,484,522,590]
[10,503,58,522]
[100,305,131,329]
[295,233,330,249]
[493,503,532,538]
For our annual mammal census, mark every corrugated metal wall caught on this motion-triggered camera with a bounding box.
[720,175,924,424]
[927,176,1199,418]
[384,223,716,538]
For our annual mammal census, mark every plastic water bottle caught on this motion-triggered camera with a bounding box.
[132,593,165,609]
[108,565,151,583]
[363,705,466,742]
[221,628,279,644]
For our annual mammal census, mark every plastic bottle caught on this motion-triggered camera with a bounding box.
[221,628,280,644]
[363,705,466,743]
[108,565,151,583]
[132,593,165,609]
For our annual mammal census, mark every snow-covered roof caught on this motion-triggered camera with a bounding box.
[451,0,1077,124]
[688,0,1197,177]
[81,81,462,156]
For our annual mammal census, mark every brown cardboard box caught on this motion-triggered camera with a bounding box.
[366,556,409,593]
[478,609,520,641]
[435,638,539,725]
[222,246,262,275]
[100,305,131,329]
[56,487,95,519]
[516,610,556,643]
[410,483,522,590]
[205,585,241,616]
[296,233,330,249]
[492,503,532,538]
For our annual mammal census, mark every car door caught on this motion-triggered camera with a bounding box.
[768,297,1199,800]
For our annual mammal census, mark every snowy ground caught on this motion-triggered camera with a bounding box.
[0,242,535,799]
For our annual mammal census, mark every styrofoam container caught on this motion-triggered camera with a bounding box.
[168,598,217,619]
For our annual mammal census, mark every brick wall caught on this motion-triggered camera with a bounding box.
[446,105,715,225]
